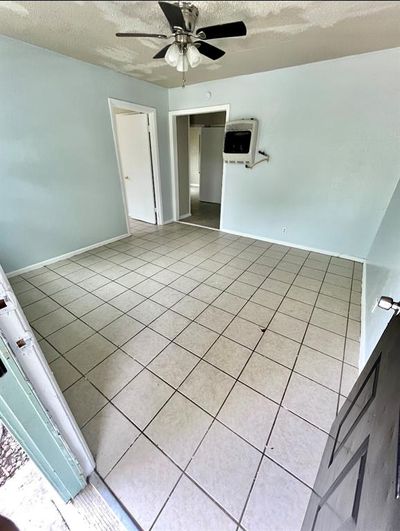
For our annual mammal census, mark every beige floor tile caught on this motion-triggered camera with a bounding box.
[24,298,60,321]
[122,328,170,365]
[283,373,338,432]
[153,475,236,531]
[242,457,311,531]
[146,393,212,467]
[349,303,361,322]
[256,330,300,369]
[268,312,307,343]
[106,436,181,530]
[295,345,342,392]
[303,324,345,360]
[212,292,247,314]
[250,289,283,310]
[50,357,80,391]
[65,333,116,373]
[341,363,359,397]
[286,285,318,306]
[100,315,144,346]
[204,337,251,378]
[93,282,127,302]
[265,408,328,487]
[347,319,361,341]
[315,293,349,317]
[260,278,290,296]
[320,283,350,302]
[150,310,191,340]
[218,382,278,450]
[170,275,200,293]
[238,301,274,328]
[151,286,185,308]
[172,295,208,320]
[190,284,222,304]
[39,339,60,363]
[81,303,122,330]
[310,307,347,336]
[47,320,93,354]
[148,343,199,388]
[240,353,290,403]
[108,290,145,312]
[226,280,257,299]
[113,369,174,429]
[128,299,167,325]
[87,350,142,398]
[195,306,234,334]
[32,308,76,337]
[293,275,322,292]
[65,293,103,317]
[82,403,139,477]
[223,317,263,350]
[187,422,259,520]
[175,322,218,357]
[63,378,107,428]
[278,298,313,323]
[269,269,296,284]
[116,271,147,288]
[180,361,234,415]
[133,278,164,297]
[344,338,360,367]
[204,273,234,291]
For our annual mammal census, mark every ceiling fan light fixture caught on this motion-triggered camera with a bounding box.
[186,44,201,68]
[176,52,189,73]
[165,43,180,67]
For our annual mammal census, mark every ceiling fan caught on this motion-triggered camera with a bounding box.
[116,1,247,85]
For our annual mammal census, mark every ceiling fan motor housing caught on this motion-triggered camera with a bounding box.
[176,2,199,34]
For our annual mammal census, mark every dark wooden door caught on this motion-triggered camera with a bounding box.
[302,313,400,531]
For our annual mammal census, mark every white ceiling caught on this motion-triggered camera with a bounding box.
[0,1,399,88]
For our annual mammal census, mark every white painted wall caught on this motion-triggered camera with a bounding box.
[169,48,400,259]
[199,127,224,204]
[363,176,400,365]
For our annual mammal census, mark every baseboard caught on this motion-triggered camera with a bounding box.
[179,213,192,220]
[162,218,175,224]
[6,233,130,278]
[220,226,365,263]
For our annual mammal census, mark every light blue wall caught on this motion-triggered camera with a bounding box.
[363,177,400,363]
[169,48,400,259]
[0,36,172,273]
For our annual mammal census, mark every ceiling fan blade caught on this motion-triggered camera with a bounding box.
[197,21,247,40]
[158,1,186,30]
[116,32,168,39]
[195,41,225,60]
[153,44,172,59]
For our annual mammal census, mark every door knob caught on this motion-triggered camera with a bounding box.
[378,296,400,314]
[124,176,129,180]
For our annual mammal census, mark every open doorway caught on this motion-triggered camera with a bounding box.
[171,106,228,229]
[109,98,163,230]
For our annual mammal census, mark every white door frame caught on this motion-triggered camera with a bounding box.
[108,98,164,230]
[169,104,230,228]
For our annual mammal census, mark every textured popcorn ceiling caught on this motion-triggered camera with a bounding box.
[0,1,399,87]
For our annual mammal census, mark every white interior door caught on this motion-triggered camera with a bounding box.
[115,113,156,224]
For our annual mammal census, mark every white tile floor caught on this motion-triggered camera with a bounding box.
[11,219,361,530]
